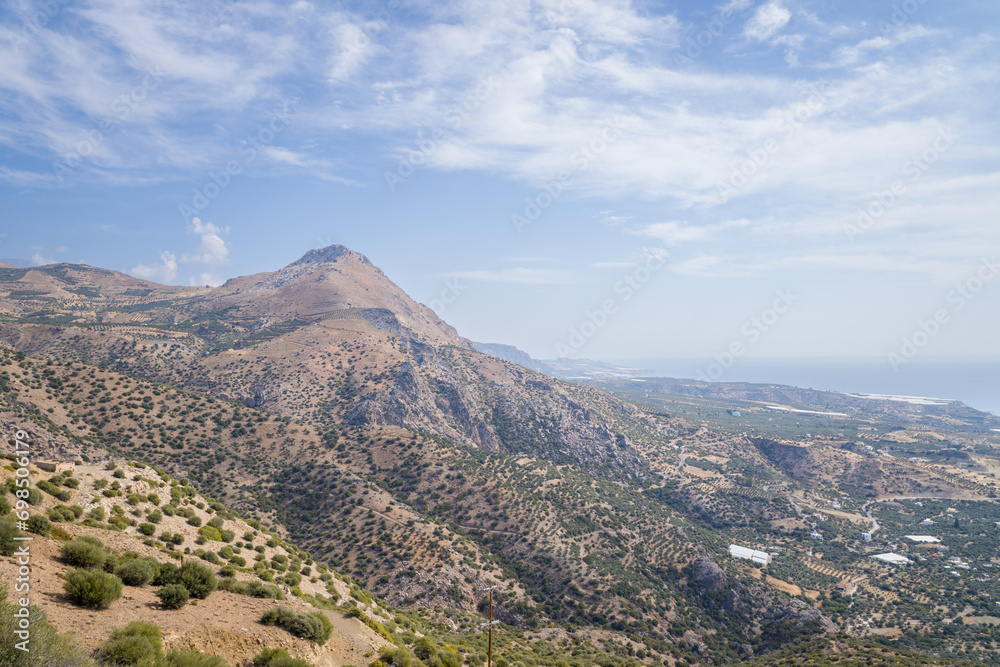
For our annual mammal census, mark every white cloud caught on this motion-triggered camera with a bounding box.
[637,221,710,245]
[190,272,224,287]
[31,252,56,266]
[743,2,792,42]
[837,25,937,64]
[181,218,230,265]
[131,250,178,283]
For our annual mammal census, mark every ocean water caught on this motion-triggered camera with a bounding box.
[610,358,1000,416]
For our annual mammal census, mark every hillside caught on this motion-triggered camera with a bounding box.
[2,247,999,667]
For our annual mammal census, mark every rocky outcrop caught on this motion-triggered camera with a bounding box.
[764,599,837,633]
[693,556,727,593]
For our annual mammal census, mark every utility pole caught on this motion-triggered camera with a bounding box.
[480,585,499,667]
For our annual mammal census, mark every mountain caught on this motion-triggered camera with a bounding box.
[3,246,1000,667]
[472,341,653,380]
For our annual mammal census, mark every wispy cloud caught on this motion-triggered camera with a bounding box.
[743,1,792,42]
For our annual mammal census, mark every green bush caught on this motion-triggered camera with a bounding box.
[0,583,93,667]
[175,561,217,599]
[48,505,81,522]
[253,648,311,667]
[218,578,284,599]
[97,621,163,665]
[198,525,222,542]
[207,516,224,529]
[63,568,123,609]
[156,584,190,609]
[102,553,120,574]
[0,496,9,515]
[148,509,163,523]
[116,559,157,586]
[153,561,178,586]
[0,517,22,557]
[37,479,71,501]
[60,538,107,568]
[26,515,51,536]
[88,506,106,521]
[166,651,229,667]
[187,516,202,527]
[220,530,235,543]
[138,522,157,536]
[260,607,332,644]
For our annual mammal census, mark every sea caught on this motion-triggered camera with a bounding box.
[610,358,1000,417]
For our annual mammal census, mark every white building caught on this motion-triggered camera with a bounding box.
[729,544,770,566]
[810,532,824,541]
[921,518,935,526]
[905,535,941,544]
[871,553,912,566]
[862,532,872,541]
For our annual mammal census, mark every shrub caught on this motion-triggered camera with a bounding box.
[153,561,178,586]
[156,584,190,609]
[113,469,126,478]
[88,506,106,521]
[253,648,311,667]
[48,504,80,522]
[60,538,107,568]
[166,651,229,667]
[25,488,43,505]
[102,553,120,573]
[162,504,176,517]
[176,561,217,599]
[0,583,93,667]
[26,515,52,536]
[0,496,9,515]
[260,607,332,644]
[218,578,284,600]
[379,647,413,667]
[220,530,235,543]
[107,515,133,529]
[198,525,222,541]
[207,517,224,529]
[37,479,71,501]
[187,515,202,527]
[63,568,123,609]
[138,522,157,536]
[0,517,22,557]
[97,621,163,665]
[148,509,163,523]
[116,559,157,586]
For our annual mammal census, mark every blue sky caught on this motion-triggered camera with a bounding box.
[1,0,998,368]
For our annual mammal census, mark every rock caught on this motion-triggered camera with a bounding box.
[693,556,727,593]
[724,588,741,612]
[764,598,838,633]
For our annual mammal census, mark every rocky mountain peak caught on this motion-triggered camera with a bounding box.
[291,244,372,266]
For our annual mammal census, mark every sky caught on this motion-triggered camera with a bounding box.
[1,0,998,372]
